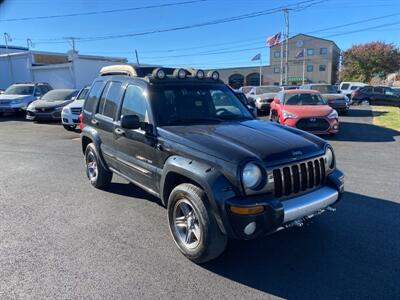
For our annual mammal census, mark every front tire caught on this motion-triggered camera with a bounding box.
[84,143,112,189]
[63,124,76,131]
[167,183,227,263]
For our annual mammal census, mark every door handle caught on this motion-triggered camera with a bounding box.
[114,128,125,136]
[91,119,99,125]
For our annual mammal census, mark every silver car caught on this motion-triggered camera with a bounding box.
[0,82,52,116]
[246,85,281,114]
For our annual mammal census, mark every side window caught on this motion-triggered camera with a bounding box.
[120,85,148,122]
[341,83,350,90]
[373,87,383,94]
[384,88,395,95]
[39,86,49,95]
[84,81,105,113]
[97,81,123,119]
[362,87,372,93]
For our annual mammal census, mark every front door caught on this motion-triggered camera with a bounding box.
[92,81,123,169]
[114,84,159,194]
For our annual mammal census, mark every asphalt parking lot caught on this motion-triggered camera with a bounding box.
[0,106,399,299]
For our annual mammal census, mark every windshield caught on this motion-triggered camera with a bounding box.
[256,86,281,94]
[77,87,90,100]
[41,90,78,102]
[151,84,253,126]
[4,85,34,95]
[284,93,327,105]
[310,85,337,94]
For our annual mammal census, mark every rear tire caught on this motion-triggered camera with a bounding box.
[167,183,227,263]
[84,143,112,189]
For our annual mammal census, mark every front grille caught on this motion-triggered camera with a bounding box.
[37,107,54,113]
[296,118,329,132]
[273,157,326,198]
[71,108,82,115]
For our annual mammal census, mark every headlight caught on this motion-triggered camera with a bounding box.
[55,106,63,111]
[327,109,338,119]
[255,97,262,102]
[282,110,297,119]
[242,163,263,189]
[27,104,35,111]
[62,107,70,114]
[325,146,335,169]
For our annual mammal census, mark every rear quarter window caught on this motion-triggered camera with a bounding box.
[341,84,350,90]
[84,81,105,113]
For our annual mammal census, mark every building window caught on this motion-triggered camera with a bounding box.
[319,64,326,71]
[307,49,314,56]
[283,66,287,73]
[320,47,328,55]
[283,51,288,58]
[274,51,280,58]
[228,74,244,89]
[307,65,313,72]
[273,67,280,73]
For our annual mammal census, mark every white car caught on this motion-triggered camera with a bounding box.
[61,86,89,131]
[339,82,366,100]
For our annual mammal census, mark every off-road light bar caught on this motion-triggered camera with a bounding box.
[207,70,220,80]
[152,68,166,79]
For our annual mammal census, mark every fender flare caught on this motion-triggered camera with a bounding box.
[160,156,237,235]
[81,126,109,171]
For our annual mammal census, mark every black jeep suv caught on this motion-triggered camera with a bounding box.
[81,65,344,263]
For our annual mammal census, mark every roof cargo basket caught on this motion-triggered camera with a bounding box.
[100,65,175,78]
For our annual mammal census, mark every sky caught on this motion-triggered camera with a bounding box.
[0,0,399,69]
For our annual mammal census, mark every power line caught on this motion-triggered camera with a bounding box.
[0,0,208,22]
[30,0,324,44]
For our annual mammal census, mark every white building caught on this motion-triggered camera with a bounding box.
[0,47,128,89]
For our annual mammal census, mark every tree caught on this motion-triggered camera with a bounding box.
[340,42,400,83]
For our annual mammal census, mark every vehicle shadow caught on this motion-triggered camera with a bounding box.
[104,182,164,207]
[202,192,400,299]
[326,121,399,142]
[0,114,29,122]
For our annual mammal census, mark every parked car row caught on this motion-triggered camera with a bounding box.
[0,82,90,131]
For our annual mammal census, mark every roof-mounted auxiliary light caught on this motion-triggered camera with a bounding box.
[173,68,187,79]
[152,68,166,79]
[207,70,220,80]
[195,69,205,79]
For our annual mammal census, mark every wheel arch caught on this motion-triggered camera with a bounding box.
[160,156,237,235]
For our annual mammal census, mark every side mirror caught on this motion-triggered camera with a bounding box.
[121,115,140,130]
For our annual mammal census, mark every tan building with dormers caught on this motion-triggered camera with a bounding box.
[209,34,340,88]
[269,34,340,85]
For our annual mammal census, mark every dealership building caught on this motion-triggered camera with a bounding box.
[213,34,341,88]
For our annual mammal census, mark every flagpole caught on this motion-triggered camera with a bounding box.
[302,48,305,85]
[259,55,262,87]
[280,31,283,85]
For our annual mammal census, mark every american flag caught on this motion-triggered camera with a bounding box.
[251,53,261,61]
[266,32,281,47]
[295,49,304,59]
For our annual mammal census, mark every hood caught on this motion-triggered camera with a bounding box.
[30,99,73,109]
[322,94,346,101]
[64,99,84,109]
[158,120,325,166]
[0,94,32,101]
[255,92,277,100]
[282,105,333,118]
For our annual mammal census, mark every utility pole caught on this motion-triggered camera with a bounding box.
[302,48,306,85]
[280,29,284,86]
[4,32,15,84]
[135,49,140,65]
[259,54,262,86]
[63,37,79,52]
[283,8,289,85]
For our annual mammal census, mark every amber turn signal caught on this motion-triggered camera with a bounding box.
[229,205,264,215]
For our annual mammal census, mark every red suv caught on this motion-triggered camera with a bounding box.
[270,89,339,135]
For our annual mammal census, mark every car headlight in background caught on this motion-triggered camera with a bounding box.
[27,104,35,111]
[242,162,263,190]
[255,97,262,102]
[55,106,63,111]
[282,110,297,119]
[327,109,338,119]
[62,107,70,114]
[325,146,335,169]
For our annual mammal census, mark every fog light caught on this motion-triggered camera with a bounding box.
[230,205,264,215]
[244,222,256,235]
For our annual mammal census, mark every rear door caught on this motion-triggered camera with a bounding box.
[113,83,159,194]
[92,81,123,168]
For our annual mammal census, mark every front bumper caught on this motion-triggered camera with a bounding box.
[0,102,27,113]
[26,110,62,121]
[223,169,344,239]
[255,101,272,111]
[61,110,80,125]
[283,117,339,134]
